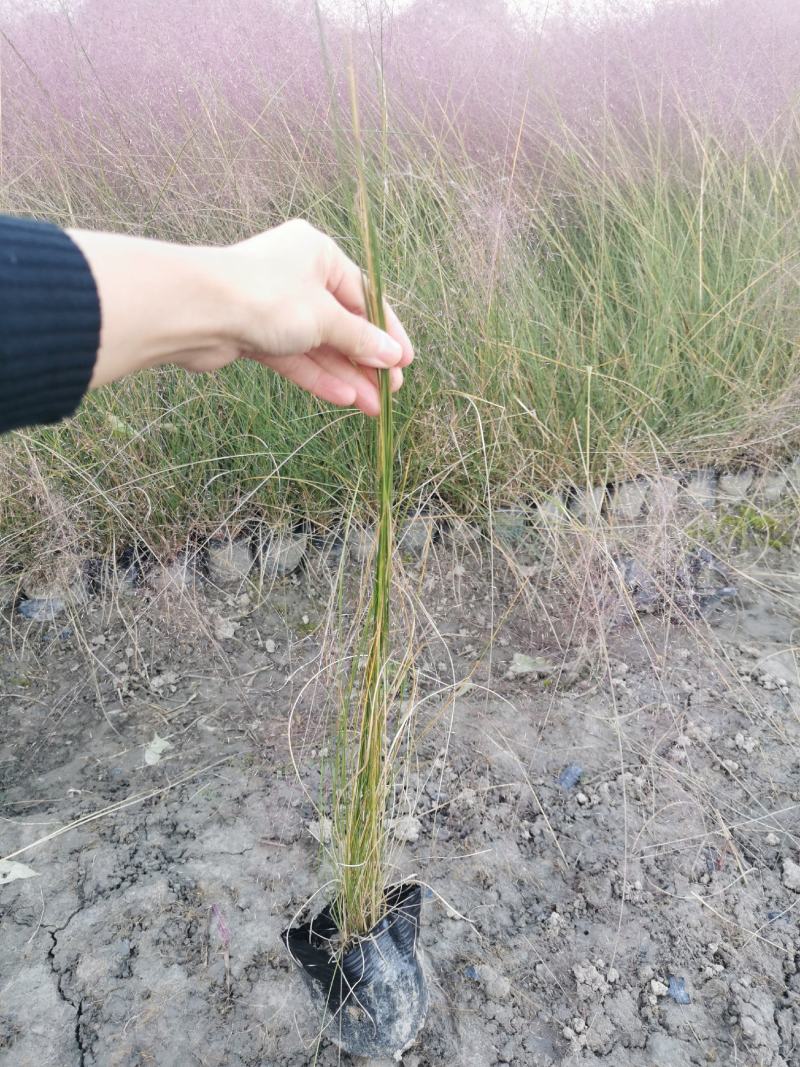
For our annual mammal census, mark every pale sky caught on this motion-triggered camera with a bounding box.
[17,0,670,28]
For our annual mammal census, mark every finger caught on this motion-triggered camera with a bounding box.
[310,348,381,417]
[326,245,414,363]
[318,293,403,369]
[262,352,357,409]
[383,303,414,366]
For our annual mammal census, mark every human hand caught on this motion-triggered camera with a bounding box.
[204,219,414,416]
[69,219,413,416]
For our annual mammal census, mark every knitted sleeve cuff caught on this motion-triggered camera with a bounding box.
[0,215,100,433]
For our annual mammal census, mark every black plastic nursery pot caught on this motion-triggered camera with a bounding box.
[284,881,429,1059]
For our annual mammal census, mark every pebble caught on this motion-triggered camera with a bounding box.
[206,538,253,586]
[149,554,203,593]
[397,515,437,556]
[349,526,377,564]
[684,469,717,508]
[569,485,606,522]
[781,857,800,892]
[507,652,554,678]
[256,528,307,578]
[734,732,757,753]
[475,963,511,1001]
[492,507,531,546]
[609,479,648,520]
[717,469,754,503]
[389,814,422,844]
[753,469,788,503]
[307,816,333,845]
[765,832,780,846]
[264,638,276,654]
[651,979,669,997]
[214,617,239,641]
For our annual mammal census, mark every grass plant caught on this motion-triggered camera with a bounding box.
[327,69,400,944]
[2,2,800,575]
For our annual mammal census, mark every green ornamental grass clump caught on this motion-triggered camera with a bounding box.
[329,70,400,945]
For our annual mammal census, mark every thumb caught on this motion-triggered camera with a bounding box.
[317,294,403,369]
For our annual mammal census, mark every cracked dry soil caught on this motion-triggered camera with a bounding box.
[1,541,799,1066]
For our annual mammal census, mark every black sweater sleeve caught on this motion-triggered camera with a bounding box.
[0,215,100,434]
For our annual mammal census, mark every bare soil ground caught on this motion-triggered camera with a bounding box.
[1,535,799,1066]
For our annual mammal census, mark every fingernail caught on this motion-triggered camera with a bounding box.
[377,331,403,364]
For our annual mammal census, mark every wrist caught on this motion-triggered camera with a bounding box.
[68,230,243,386]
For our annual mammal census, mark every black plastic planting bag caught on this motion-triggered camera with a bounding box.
[284,882,428,1058]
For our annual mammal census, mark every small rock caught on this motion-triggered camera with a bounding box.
[150,670,178,691]
[492,507,531,546]
[256,528,307,578]
[214,617,240,641]
[683,469,717,509]
[569,485,606,522]
[475,963,511,1001]
[718,469,754,503]
[389,814,422,844]
[508,652,554,678]
[720,759,740,774]
[207,538,253,586]
[149,553,203,594]
[397,515,437,556]
[533,493,569,527]
[307,816,333,845]
[781,857,800,892]
[651,979,669,997]
[264,638,276,654]
[753,469,787,503]
[609,479,648,521]
[765,832,780,846]
[349,526,377,564]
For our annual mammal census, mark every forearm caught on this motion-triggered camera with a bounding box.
[66,230,240,388]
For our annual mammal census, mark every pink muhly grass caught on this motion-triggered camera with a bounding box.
[1,0,798,201]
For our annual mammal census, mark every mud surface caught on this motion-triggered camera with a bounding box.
[1,536,799,1066]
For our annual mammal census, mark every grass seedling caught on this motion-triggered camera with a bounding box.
[330,67,399,946]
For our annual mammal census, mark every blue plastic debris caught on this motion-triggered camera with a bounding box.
[17,596,66,622]
[667,976,691,1004]
[557,763,583,790]
[767,910,790,925]
[464,965,480,981]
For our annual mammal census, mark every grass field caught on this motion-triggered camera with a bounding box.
[1,0,799,569]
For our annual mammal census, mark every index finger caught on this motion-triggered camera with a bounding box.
[326,242,414,367]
